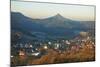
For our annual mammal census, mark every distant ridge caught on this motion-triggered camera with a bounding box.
[11,12,95,41]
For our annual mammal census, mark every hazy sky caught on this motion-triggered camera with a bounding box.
[11,1,95,21]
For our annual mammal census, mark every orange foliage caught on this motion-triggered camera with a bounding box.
[11,43,95,66]
[29,44,95,65]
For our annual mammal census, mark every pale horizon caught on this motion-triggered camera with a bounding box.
[11,1,95,21]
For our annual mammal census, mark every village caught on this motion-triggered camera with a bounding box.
[11,33,95,66]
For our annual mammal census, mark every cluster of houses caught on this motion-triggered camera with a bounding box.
[11,35,95,58]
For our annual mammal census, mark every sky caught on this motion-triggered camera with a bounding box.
[11,1,95,21]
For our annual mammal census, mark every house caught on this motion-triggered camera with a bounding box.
[19,50,25,56]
